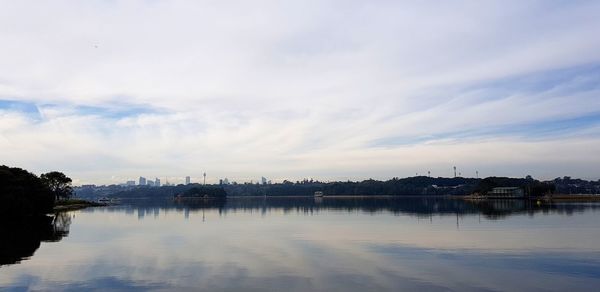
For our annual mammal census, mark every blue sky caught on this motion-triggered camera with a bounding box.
[1,0,600,184]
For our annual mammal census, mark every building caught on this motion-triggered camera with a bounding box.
[147,180,155,187]
[155,178,160,187]
[261,177,267,185]
[185,176,191,185]
[139,176,147,186]
[487,187,525,198]
[126,180,136,186]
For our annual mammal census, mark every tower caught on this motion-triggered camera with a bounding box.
[453,166,457,178]
[203,172,206,185]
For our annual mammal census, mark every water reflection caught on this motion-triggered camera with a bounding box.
[116,196,600,220]
[0,213,71,266]
[2,198,600,291]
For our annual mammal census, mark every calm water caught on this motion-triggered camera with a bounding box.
[2,197,600,291]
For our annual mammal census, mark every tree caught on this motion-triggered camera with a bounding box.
[0,166,55,215]
[40,172,73,200]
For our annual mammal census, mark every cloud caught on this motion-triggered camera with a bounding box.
[0,1,600,183]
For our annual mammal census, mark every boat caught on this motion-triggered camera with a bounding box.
[97,197,112,203]
[314,191,324,197]
[98,197,120,204]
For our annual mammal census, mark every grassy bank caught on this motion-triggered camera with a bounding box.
[53,199,107,212]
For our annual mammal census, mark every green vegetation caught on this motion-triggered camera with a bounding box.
[54,199,95,206]
[0,165,78,216]
[181,186,227,198]
[111,183,227,199]
[0,166,55,216]
[53,199,106,211]
[474,176,555,196]
[222,176,556,197]
[40,171,73,200]
[86,176,560,198]
[223,177,480,196]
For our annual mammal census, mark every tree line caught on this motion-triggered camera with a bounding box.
[223,176,557,197]
[111,183,226,199]
[224,177,481,197]
[83,175,558,198]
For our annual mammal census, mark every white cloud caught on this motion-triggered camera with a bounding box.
[1,0,600,183]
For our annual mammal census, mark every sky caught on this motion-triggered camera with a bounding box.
[1,0,600,185]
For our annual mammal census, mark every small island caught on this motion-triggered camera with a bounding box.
[174,186,227,200]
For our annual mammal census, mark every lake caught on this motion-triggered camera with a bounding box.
[1,197,600,291]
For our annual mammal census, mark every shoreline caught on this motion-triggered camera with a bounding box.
[227,195,454,198]
[53,200,108,212]
[459,194,600,202]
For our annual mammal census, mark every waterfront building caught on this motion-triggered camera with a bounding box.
[487,187,525,198]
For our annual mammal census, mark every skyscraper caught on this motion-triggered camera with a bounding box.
[139,176,146,186]
[185,176,191,185]
[155,178,161,187]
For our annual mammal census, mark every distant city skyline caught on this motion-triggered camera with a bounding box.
[69,171,599,187]
[1,1,600,184]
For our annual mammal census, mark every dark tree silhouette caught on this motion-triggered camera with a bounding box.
[41,171,74,200]
[0,165,55,216]
[181,186,227,198]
